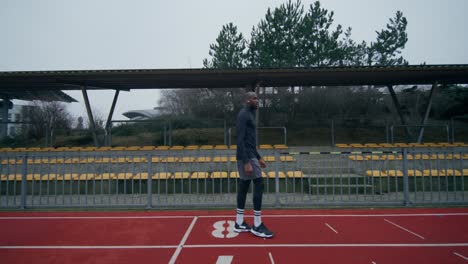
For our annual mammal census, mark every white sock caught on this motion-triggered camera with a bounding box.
[254,210,262,227]
[236,208,244,225]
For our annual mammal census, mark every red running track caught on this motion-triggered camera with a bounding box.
[0,208,467,264]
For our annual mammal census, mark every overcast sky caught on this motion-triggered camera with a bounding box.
[1,0,467,121]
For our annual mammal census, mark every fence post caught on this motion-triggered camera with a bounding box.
[402,149,410,206]
[274,151,280,207]
[20,155,27,209]
[146,154,153,209]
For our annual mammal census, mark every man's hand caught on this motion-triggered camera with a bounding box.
[259,159,266,168]
[244,162,253,176]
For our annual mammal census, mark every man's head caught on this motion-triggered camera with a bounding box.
[244,91,259,110]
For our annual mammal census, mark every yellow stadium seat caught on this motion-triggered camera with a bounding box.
[349,155,364,161]
[200,145,213,150]
[196,157,211,163]
[156,146,170,150]
[273,144,288,149]
[211,172,228,178]
[279,155,295,162]
[180,157,195,163]
[151,157,160,163]
[56,174,75,180]
[213,156,228,163]
[445,169,462,177]
[267,171,286,178]
[407,170,423,177]
[96,173,114,180]
[364,143,380,148]
[229,171,240,178]
[191,172,209,179]
[173,172,190,179]
[287,171,303,178]
[170,145,184,150]
[113,173,133,180]
[378,143,395,148]
[387,170,403,177]
[463,169,468,176]
[161,157,179,163]
[366,170,387,177]
[140,146,156,151]
[229,156,237,162]
[132,173,149,180]
[126,146,141,151]
[263,156,275,162]
[184,145,199,150]
[97,147,111,151]
[259,144,273,150]
[423,169,442,176]
[75,173,96,180]
[335,144,349,148]
[229,145,237,150]
[214,145,228,150]
[111,146,126,151]
[152,172,171,179]
[365,155,381,161]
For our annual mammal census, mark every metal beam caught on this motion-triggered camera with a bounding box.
[105,90,120,146]
[1,97,9,138]
[417,83,439,143]
[81,87,99,147]
[387,85,413,141]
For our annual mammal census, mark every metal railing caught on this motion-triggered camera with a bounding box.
[0,148,466,209]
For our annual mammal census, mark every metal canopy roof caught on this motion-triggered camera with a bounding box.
[0,65,467,92]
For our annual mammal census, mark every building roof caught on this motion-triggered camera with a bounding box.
[0,65,467,92]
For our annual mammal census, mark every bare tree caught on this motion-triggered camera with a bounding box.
[22,101,72,140]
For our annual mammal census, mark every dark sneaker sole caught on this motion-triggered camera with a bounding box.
[250,229,273,238]
[233,227,251,233]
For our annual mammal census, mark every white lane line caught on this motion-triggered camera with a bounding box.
[371,261,376,264]
[2,243,468,250]
[0,245,177,249]
[325,223,338,234]
[453,252,468,260]
[0,213,467,220]
[184,243,468,248]
[269,252,275,264]
[168,216,198,264]
[384,219,425,240]
[216,255,233,264]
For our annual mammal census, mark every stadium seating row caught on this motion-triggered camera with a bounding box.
[349,153,468,161]
[366,169,468,177]
[0,155,295,165]
[336,142,467,148]
[0,144,288,153]
[0,171,304,181]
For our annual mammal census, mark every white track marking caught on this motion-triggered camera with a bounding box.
[0,213,467,220]
[216,255,233,264]
[269,252,275,264]
[2,243,467,250]
[453,252,468,260]
[325,223,338,234]
[184,243,468,248]
[371,261,377,264]
[0,245,177,249]
[168,216,198,264]
[384,219,425,240]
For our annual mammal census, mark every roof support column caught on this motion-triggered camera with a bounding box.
[387,85,413,142]
[1,97,9,138]
[417,82,439,143]
[81,86,99,147]
[105,90,120,146]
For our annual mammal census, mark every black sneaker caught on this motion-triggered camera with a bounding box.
[233,221,251,233]
[251,223,274,238]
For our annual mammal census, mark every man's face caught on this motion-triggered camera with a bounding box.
[247,95,259,109]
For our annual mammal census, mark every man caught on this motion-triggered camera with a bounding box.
[233,91,274,238]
